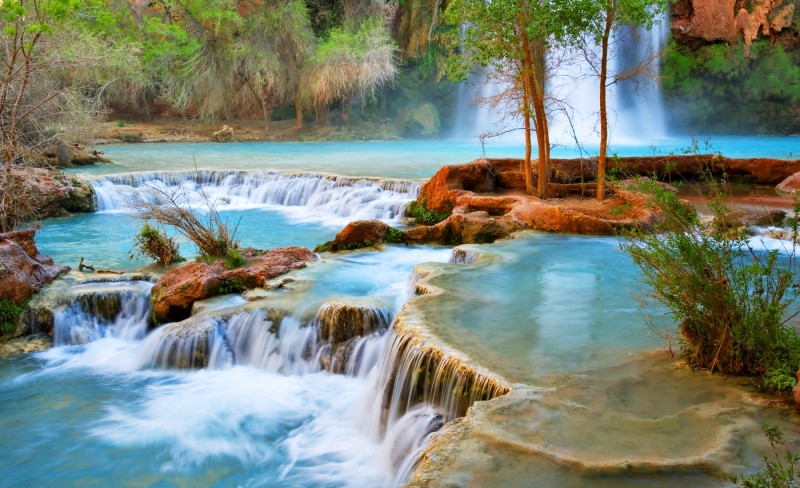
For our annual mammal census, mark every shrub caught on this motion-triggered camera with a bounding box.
[385,226,403,243]
[131,221,184,266]
[131,178,240,260]
[621,177,800,389]
[407,197,450,225]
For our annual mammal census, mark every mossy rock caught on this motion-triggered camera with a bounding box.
[396,103,440,138]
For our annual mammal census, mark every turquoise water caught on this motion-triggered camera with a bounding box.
[421,234,668,381]
[9,138,800,487]
[36,209,338,271]
[78,136,799,181]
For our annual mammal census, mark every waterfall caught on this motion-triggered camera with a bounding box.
[91,170,419,224]
[452,13,669,146]
[53,281,153,346]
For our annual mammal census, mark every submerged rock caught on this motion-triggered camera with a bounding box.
[151,246,316,323]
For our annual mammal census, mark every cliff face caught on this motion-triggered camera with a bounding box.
[664,0,800,134]
[671,0,798,52]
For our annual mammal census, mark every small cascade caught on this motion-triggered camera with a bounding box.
[382,404,446,485]
[365,329,511,439]
[138,300,394,377]
[137,317,222,369]
[214,310,319,374]
[53,281,153,346]
[449,247,476,264]
[91,170,419,224]
[312,300,392,376]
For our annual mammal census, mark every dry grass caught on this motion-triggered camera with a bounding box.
[131,183,238,259]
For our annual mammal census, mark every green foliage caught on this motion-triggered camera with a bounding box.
[116,119,125,128]
[407,198,450,225]
[131,222,184,266]
[621,177,800,383]
[385,226,404,243]
[662,40,800,134]
[222,248,247,270]
[732,424,800,487]
[0,298,28,336]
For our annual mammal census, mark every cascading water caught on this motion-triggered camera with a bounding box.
[53,281,153,345]
[31,244,498,486]
[91,170,419,226]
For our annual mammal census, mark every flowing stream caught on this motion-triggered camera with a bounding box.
[3,138,800,487]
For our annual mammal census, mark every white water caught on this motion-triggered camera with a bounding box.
[92,170,419,227]
[33,246,456,487]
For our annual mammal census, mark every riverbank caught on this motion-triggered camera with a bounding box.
[95,118,404,144]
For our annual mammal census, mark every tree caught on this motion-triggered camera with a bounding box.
[444,0,589,198]
[303,16,397,123]
[0,0,141,232]
[236,0,314,130]
[579,0,666,201]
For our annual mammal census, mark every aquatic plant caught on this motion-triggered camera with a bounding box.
[622,177,800,391]
[131,221,184,266]
[731,424,800,487]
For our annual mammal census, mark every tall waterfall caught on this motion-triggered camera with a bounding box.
[452,13,669,146]
[91,170,420,225]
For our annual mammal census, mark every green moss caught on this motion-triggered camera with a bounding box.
[0,299,29,336]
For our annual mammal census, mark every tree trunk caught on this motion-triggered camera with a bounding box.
[294,97,304,130]
[519,13,549,199]
[597,7,613,202]
[140,92,152,123]
[261,102,271,132]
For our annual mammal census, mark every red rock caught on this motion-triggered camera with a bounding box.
[0,229,68,303]
[672,0,737,43]
[794,367,800,412]
[151,246,316,323]
[777,171,800,194]
[333,220,389,247]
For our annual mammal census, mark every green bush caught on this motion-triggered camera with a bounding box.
[621,177,800,389]
[132,222,184,266]
[0,299,28,336]
[407,197,450,225]
[385,226,403,243]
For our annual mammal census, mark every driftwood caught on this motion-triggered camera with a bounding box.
[78,257,94,272]
[211,124,236,142]
[78,257,123,274]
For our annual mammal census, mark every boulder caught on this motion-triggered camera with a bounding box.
[418,159,497,214]
[151,246,316,323]
[0,229,69,304]
[41,141,112,167]
[396,103,441,137]
[777,171,800,194]
[3,167,96,223]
